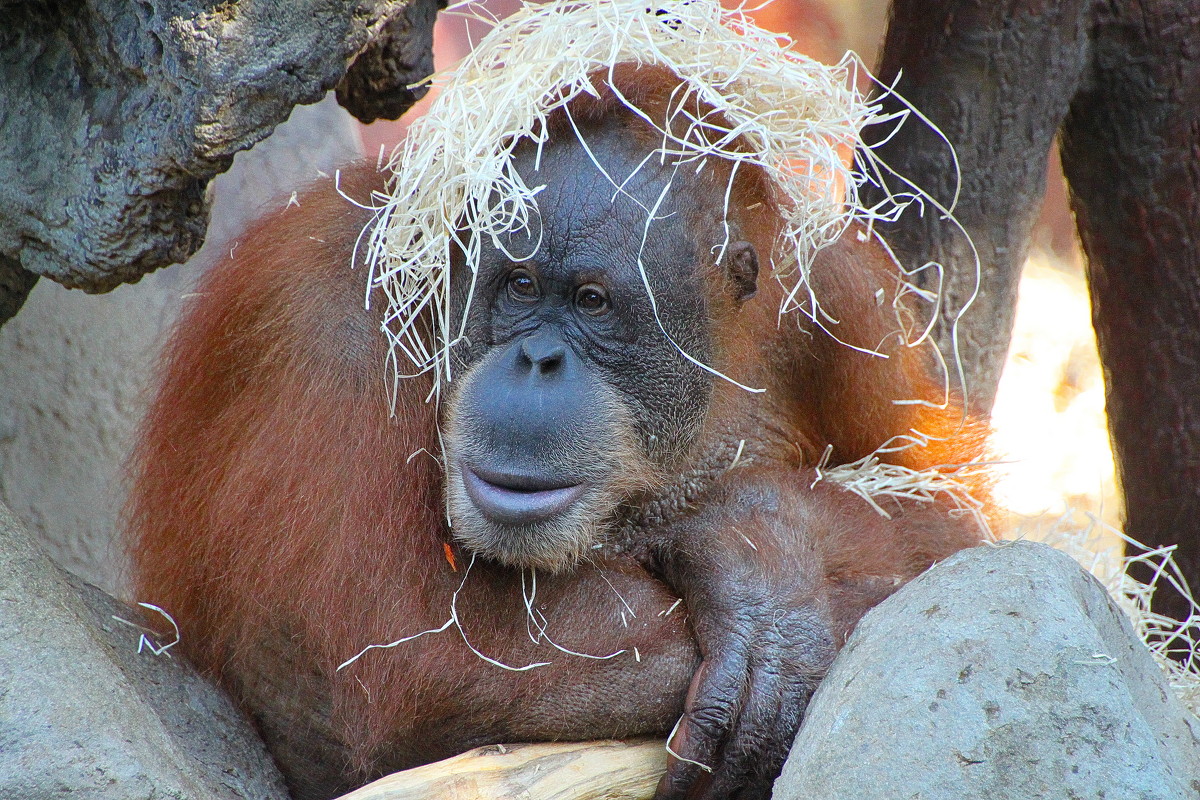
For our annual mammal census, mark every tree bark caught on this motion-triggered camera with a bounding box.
[337,0,441,124]
[1059,0,1200,622]
[0,0,436,307]
[862,0,1090,414]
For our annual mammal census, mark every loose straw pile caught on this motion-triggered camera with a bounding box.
[365,0,912,399]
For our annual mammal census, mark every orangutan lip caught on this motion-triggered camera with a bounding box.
[461,465,587,525]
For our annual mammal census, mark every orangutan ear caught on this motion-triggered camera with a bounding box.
[726,240,759,302]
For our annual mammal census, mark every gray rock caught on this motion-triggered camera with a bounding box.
[0,500,289,800]
[0,0,434,312]
[776,541,1200,800]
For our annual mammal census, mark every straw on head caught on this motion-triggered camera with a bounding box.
[366,0,909,401]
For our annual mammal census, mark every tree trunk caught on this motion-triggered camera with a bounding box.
[862,0,1090,414]
[0,0,436,306]
[1059,0,1200,622]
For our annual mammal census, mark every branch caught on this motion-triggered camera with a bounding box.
[335,740,668,800]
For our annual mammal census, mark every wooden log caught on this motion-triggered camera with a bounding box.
[335,740,668,800]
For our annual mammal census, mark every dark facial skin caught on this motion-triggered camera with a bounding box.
[443,121,722,571]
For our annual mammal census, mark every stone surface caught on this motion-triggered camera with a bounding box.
[775,540,1200,799]
[0,0,430,305]
[0,92,362,597]
[0,500,289,800]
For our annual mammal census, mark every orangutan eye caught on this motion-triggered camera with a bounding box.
[575,284,611,316]
[507,269,539,302]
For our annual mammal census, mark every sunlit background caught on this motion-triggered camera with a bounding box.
[991,254,1121,541]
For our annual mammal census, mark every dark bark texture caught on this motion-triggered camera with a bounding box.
[336,0,441,123]
[863,0,1091,415]
[1060,1,1200,621]
[0,0,438,319]
[868,0,1200,620]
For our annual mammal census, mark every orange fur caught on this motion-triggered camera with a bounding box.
[126,67,991,797]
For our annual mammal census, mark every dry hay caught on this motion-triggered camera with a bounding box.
[815,445,994,537]
[363,0,953,401]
